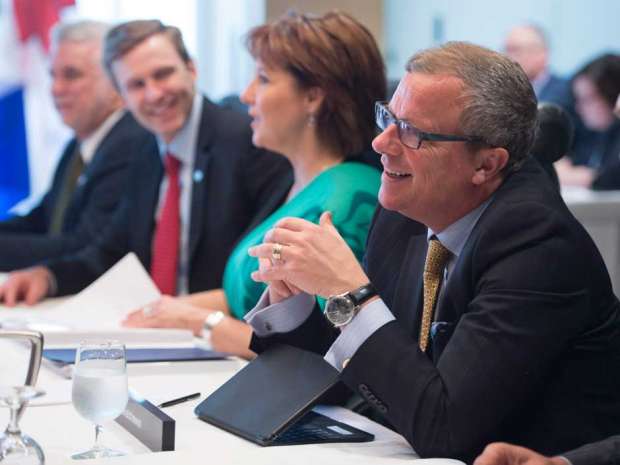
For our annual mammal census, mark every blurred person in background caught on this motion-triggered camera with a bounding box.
[123,11,386,358]
[505,24,572,110]
[555,53,620,189]
[0,19,290,305]
[504,23,591,168]
[0,20,151,271]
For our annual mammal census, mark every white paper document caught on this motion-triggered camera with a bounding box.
[0,253,194,347]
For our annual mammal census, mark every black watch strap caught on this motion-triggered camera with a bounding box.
[348,283,377,306]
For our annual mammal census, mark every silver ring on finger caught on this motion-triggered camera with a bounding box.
[142,305,156,317]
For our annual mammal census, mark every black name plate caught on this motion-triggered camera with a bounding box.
[116,391,175,451]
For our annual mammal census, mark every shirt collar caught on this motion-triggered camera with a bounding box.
[427,197,493,257]
[79,108,125,164]
[157,93,202,167]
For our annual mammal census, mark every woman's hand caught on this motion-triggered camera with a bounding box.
[122,295,214,336]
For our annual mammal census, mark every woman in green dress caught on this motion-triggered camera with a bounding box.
[123,10,386,358]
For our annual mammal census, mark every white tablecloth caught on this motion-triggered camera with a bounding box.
[1,351,462,465]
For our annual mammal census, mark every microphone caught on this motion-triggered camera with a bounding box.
[532,102,575,164]
[531,102,575,190]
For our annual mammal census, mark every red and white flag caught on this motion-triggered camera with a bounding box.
[0,0,74,217]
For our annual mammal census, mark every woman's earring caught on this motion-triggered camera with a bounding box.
[307,114,317,127]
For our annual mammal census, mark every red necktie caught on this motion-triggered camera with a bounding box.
[150,153,181,295]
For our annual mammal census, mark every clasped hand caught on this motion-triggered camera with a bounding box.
[248,212,369,301]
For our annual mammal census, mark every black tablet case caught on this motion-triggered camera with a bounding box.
[194,344,374,446]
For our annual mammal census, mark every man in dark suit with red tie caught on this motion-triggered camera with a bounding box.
[0,20,290,303]
[244,42,620,463]
[0,20,151,271]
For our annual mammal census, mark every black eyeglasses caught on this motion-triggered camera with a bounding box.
[375,101,484,150]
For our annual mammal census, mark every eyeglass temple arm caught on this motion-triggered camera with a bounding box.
[423,132,481,142]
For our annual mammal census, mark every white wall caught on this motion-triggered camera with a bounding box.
[385,0,620,80]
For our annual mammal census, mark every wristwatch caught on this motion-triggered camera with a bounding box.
[325,283,377,327]
[202,310,225,344]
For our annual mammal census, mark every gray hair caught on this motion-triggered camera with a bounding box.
[406,41,538,173]
[50,20,109,49]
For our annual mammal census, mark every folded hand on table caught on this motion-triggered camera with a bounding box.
[0,266,52,306]
[122,295,213,336]
[123,296,256,359]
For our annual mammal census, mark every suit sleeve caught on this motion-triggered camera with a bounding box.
[0,141,76,236]
[0,199,49,235]
[44,191,133,296]
[0,120,148,271]
[339,202,595,461]
[250,302,339,355]
[563,436,620,465]
[0,160,130,271]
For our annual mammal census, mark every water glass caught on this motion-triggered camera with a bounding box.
[71,341,128,460]
[0,385,45,464]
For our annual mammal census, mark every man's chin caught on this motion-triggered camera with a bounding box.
[378,191,401,213]
[146,120,184,142]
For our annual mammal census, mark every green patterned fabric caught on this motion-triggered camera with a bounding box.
[223,162,380,319]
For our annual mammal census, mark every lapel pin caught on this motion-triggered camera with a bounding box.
[193,170,204,183]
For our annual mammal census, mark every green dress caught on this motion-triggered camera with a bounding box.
[223,162,381,319]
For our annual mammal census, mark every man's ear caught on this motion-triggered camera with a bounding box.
[471,147,509,185]
[186,59,197,78]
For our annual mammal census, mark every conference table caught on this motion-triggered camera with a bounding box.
[2,187,620,463]
[563,187,620,296]
[0,290,462,465]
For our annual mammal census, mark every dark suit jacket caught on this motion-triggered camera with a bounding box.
[538,74,573,111]
[563,436,620,465]
[0,112,151,271]
[252,158,620,463]
[47,97,291,296]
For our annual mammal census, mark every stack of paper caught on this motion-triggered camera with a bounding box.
[0,253,194,347]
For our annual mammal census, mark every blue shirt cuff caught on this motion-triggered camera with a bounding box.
[244,289,315,337]
[324,298,395,371]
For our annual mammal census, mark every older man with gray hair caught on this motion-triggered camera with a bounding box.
[0,20,151,270]
[246,41,620,462]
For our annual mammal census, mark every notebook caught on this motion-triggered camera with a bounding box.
[194,344,374,446]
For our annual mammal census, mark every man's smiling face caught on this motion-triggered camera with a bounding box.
[372,72,482,231]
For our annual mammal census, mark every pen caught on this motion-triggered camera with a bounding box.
[157,392,201,408]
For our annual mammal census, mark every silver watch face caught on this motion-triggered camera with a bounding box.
[325,294,356,326]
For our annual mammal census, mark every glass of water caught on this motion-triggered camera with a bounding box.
[71,341,128,460]
[0,385,45,464]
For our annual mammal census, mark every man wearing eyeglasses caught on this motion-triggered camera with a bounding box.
[246,42,620,463]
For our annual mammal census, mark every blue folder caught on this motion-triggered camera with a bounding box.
[43,347,228,364]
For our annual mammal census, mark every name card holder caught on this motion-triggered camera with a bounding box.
[116,391,175,452]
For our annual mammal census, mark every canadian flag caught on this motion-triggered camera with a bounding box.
[0,0,74,218]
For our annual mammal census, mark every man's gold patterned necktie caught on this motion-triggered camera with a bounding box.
[419,238,451,352]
